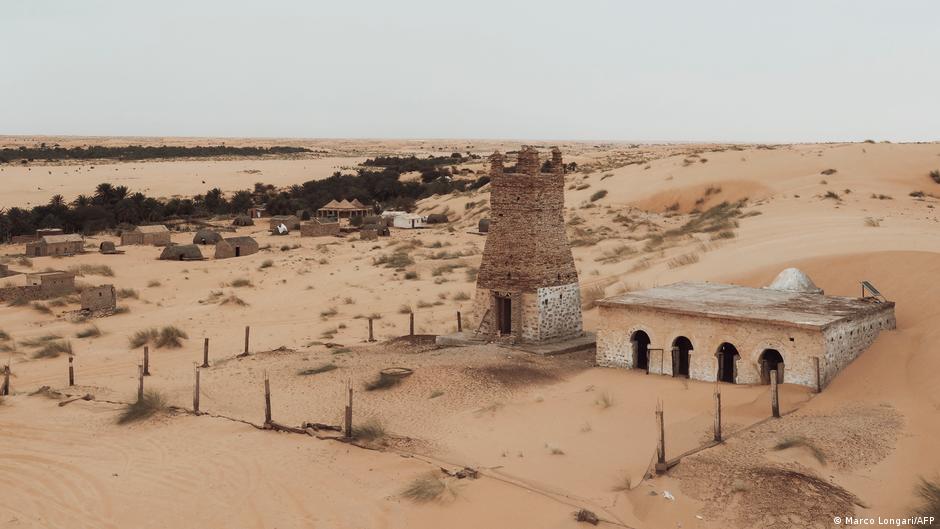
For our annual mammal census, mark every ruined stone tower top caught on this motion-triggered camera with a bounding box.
[476,146,579,292]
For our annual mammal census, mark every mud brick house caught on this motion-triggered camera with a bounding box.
[81,284,116,311]
[214,236,259,259]
[269,215,301,231]
[470,147,583,343]
[595,269,896,391]
[300,219,340,237]
[26,270,76,296]
[159,244,205,261]
[25,234,85,257]
[121,225,171,246]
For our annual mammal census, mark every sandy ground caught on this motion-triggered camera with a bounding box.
[2,140,940,528]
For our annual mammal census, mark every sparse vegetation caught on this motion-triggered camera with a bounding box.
[146,279,162,287]
[33,340,72,359]
[365,371,404,391]
[595,391,614,409]
[429,390,444,399]
[823,190,841,200]
[864,217,881,227]
[930,170,940,184]
[401,472,447,503]
[453,292,470,301]
[398,304,413,314]
[404,270,419,280]
[375,250,415,269]
[667,252,700,269]
[31,302,53,315]
[117,288,138,299]
[75,325,101,338]
[129,326,188,349]
[821,168,838,175]
[220,294,248,306]
[590,190,608,202]
[320,307,338,318]
[68,264,114,277]
[773,436,826,464]
[915,476,940,523]
[117,390,168,424]
[230,278,253,288]
[259,259,274,269]
[353,419,386,442]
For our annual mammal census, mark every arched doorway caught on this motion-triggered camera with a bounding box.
[632,331,651,372]
[716,342,739,383]
[672,336,693,378]
[759,349,785,385]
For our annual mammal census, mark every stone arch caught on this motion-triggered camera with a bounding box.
[671,336,693,378]
[716,342,740,383]
[631,330,652,372]
[758,349,785,385]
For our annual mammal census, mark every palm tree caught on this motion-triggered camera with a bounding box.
[48,194,65,208]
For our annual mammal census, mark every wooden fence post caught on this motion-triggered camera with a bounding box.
[457,311,462,332]
[143,346,151,376]
[68,355,75,386]
[770,369,780,418]
[263,371,272,426]
[713,383,722,442]
[655,400,666,472]
[244,326,250,356]
[1,365,10,396]
[193,364,201,415]
[409,312,415,336]
[814,357,821,393]
[368,318,375,342]
[344,381,353,439]
[202,338,210,368]
[137,364,144,402]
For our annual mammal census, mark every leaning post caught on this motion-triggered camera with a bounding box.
[409,312,415,336]
[68,355,75,386]
[713,382,722,442]
[457,311,462,332]
[201,338,210,368]
[770,369,780,418]
[193,363,201,415]
[655,400,666,472]
[1,365,10,396]
[344,381,353,439]
[244,326,250,356]
[137,364,144,402]
[143,346,151,376]
[367,318,375,342]
[263,371,272,426]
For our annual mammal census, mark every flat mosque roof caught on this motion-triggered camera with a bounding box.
[597,281,894,330]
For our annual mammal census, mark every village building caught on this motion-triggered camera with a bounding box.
[36,228,64,237]
[80,284,117,311]
[384,212,428,229]
[316,199,370,221]
[269,215,301,231]
[25,234,85,257]
[214,236,259,259]
[232,215,254,227]
[26,270,76,296]
[192,230,222,245]
[121,225,171,246]
[159,244,205,261]
[98,241,122,254]
[470,147,582,343]
[248,206,268,219]
[594,269,896,391]
[300,218,340,237]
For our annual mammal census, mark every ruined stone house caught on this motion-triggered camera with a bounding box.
[159,244,205,261]
[214,236,259,259]
[470,147,583,343]
[269,215,301,231]
[595,270,896,391]
[300,219,340,237]
[81,284,116,311]
[0,270,76,303]
[25,234,85,257]
[121,225,171,246]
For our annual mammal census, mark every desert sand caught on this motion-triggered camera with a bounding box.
[1,139,939,528]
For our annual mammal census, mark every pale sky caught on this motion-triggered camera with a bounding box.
[3,0,938,142]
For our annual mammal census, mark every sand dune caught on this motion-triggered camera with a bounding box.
[2,140,940,528]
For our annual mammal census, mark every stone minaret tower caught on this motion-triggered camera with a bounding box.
[471,146,582,343]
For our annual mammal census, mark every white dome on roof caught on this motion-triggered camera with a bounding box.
[767,268,824,295]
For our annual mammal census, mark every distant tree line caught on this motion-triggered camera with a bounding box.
[362,152,481,183]
[0,144,313,163]
[0,155,489,240]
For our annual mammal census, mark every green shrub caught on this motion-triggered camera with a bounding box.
[117,390,168,424]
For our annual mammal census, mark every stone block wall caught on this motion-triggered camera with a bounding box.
[535,283,582,341]
[81,285,117,311]
[596,304,830,389]
[820,306,896,388]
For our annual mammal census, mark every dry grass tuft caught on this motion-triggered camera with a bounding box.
[365,372,404,391]
[68,264,115,277]
[930,169,940,184]
[353,419,386,442]
[117,390,168,424]
[259,259,274,269]
[864,217,881,227]
[75,325,101,339]
[129,326,188,349]
[595,391,614,409]
[916,476,940,522]
[33,340,72,359]
[220,294,248,306]
[230,278,253,288]
[667,252,700,269]
[31,302,53,315]
[773,436,827,464]
[401,472,448,503]
[146,279,162,287]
